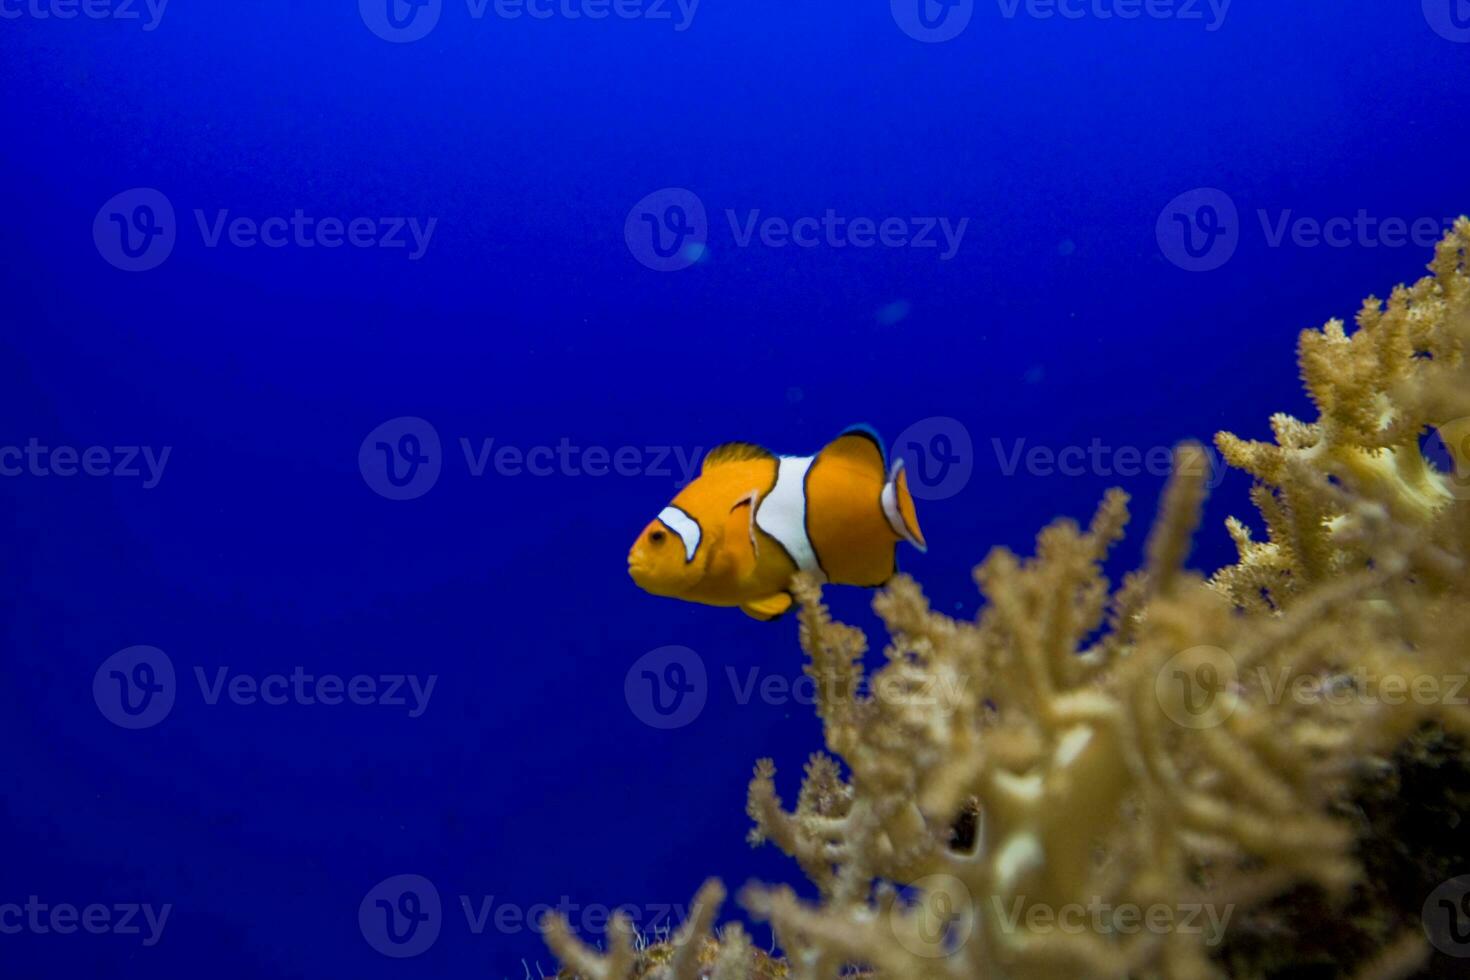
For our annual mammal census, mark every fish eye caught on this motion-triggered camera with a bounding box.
[649,529,666,544]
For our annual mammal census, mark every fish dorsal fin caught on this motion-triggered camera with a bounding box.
[703,441,775,472]
[818,425,887,476]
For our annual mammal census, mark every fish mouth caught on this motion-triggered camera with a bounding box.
[627,558,668,595]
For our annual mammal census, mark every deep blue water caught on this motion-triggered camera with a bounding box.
[2,3,1468,976]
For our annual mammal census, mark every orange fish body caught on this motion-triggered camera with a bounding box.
[627,427,926,620]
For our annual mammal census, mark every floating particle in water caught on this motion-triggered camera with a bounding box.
[1023,365,1045,384]
[786,386,804,404]
[875,300,911,326]
[1057,238,1077,257]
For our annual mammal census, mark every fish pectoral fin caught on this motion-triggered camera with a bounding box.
[731,489,762,557]
[740,592,794,621]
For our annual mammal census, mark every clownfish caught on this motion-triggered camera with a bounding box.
[627,426,926,620]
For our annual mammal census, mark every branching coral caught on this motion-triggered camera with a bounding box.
[1213,219,1470,612]
[546,881,788,980]
[547,222,1470,979]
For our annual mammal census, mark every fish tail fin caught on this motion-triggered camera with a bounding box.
[882,458,927,552]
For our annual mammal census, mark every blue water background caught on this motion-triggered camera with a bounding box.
[3,2,1468,976]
